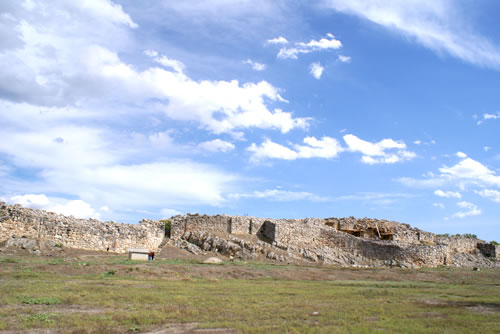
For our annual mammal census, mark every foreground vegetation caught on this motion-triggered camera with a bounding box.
[0,254,499,333]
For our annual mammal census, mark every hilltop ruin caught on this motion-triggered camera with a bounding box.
[1,202,498,268]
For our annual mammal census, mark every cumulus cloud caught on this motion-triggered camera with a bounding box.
[8,194,100,219]
[276,33,342,59]
[229,189,329,202]
[400,157,500,217]
[322,0,500,70]
[475,189,500,203]
[439,158,500,188]
[197,139,235,153]
[477,112,500,125]
[248,136,343,162]
[310,62,324,79]
[434,190,461,199]
[456,152,467,158]
[453,201,481,218]
[243,59,266,71]
[0,2,309,137]
[343,134,416,164]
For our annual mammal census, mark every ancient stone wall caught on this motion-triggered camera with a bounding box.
[0,203,164,253]
[1,202,492,268]
[477,243,500,260]
[436,236,479,254]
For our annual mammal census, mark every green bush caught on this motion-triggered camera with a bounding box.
[161,219,172,238]
[104,270,115,276]
[462,233,478,239]
[24,313,55,324]
[491,240,499,246]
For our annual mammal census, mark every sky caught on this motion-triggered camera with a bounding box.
[0,0,499,241]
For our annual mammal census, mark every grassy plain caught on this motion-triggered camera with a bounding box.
[0,253,499,333]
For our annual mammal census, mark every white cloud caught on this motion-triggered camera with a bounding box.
[335,192,414,206]
[75,0,138,28]
[433,202,445,209]
[343,134,416,164]
[197,139,235,153]
[310,62,324,79]
[0,101,240,211]
[338,55,351,63]
[10,194,50,210]
[248,136,343,162]
[322,0,500,70]
[229,189,328,202]
[475,189,500,203]
[161,208,183,217]
[434,189,461,199]
[49,200,100,219]
[149,54,185,73]
[413,140,422,145]
[8,194,100,219]
[0,3,309,136]
[456,152,467,158]
[440,158,500,188]
[484,146,491,152]
[243,59,266,71]
[477,112,500,125]
[277,33,342,59]
[399,157,500,189]
[267,36,288,45]
[453,201,481,218]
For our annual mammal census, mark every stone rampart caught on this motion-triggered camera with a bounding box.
[1,202,493,268]
[0,203,164,253]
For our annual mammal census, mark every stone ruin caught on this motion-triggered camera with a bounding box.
[0,202,498,268]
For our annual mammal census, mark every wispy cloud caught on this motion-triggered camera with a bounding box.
[243,59,266,71]
[276,33,342,59]
[267,36,289,45]
[452,201,481,218]
[477,112,500,125]
[322,0,500,70]
[229,189,329,202]
[434,190,461,199]
[338,55,351,63]
[475,189,500,203]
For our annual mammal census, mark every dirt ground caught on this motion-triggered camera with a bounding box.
[1,244,496,284]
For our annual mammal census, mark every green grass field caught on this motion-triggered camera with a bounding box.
[0,254,498,333]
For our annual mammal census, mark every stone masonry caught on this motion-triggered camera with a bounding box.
[1,202,498,268]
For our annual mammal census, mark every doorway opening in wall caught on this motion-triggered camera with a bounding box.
[161,220,171,238]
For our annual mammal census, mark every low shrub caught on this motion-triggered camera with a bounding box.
[21,296,62,305]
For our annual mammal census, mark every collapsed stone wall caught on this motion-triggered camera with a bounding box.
[170,214,497,268]
[0,203,164,253]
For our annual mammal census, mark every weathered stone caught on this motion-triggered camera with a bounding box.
[203,257,223,264]
[0,202,496,268]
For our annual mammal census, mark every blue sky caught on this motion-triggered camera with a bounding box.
[1,0,499,241]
